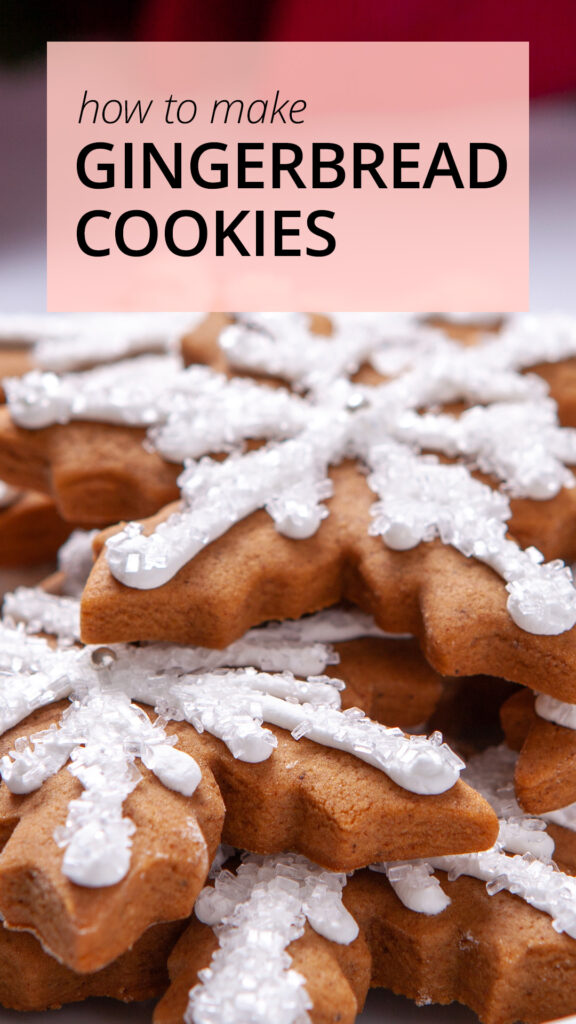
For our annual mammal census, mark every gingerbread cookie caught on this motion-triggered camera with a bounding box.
[63,318,576,695]
[5,585,446,729]
[158,743,576,1024]
[3,311,576,1024]
[157,841,576,1024]
[0,915,185,1012]
[0,614,496,972]
[501,688,576,814]
[0,484,74,567]
[0,312,201,373]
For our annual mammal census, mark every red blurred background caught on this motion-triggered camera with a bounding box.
[2,0,576,97]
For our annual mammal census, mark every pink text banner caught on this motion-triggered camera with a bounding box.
[47,41,529,311]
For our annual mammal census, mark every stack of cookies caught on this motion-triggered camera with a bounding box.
[1,311,576,1024]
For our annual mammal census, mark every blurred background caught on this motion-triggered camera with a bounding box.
[0,0,575,311]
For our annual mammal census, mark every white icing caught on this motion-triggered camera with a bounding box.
[0,600,402,708]
[462,745,555,860]
[535,692,576,731]
[251,607,405,644]
[430,848,576,940]
[0,314,76,347]
[109,407,576,637]
[0,615,464,887]
[57,529,99,596]
[393,400,576,500]
[130,669,463,795]
[367,442,576,636]
[106,440,338,589]
[188,852,357,1024]
[0,481,21,510]
[383,744,576,937]
[371,860,451,915]
[33,313,201,371]
[1,683,201,887]
[221,313,423,392]
[5,355,183,429]
[426,312,504,326]
[502,314,576,370]
[3,588,81,641]
[382,833,576,940]
[372,742,575,919]
[7,359,309,463]
[142,742,201,797]
[543,802,576,832]
[208,844,236,878]
[0,312,200,363]
[0,624,78,733]
[11,312,576,637]
[147,366,309,463]
[0,589,346,676]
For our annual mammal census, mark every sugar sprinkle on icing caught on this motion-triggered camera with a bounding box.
[377,744,576,938]
[8,313,576,635]
[0,610,463,888]
[371,859,451,915]
[188,852,357,1024]
[0,312,201,366]
[57,529,100,596]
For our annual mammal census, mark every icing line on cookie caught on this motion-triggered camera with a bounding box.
[0,481,22,510]
[10,313,576,635]
[33,313,200,372]
[376,743,576,937]
[0,619,463,887]
[431,848,576,940]
[4,588,82,642]
[1,599,395,675]
[371,859,451,915]
[1,680,202,888]
[56,529,100,597]
[462,744,555,861]
[0,312,200,365]
[220,312,426,391]
[188,852,357,1024]
[535,693,576,731]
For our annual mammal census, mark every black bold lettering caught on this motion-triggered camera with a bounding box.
[77,143,114,189]
[143,143,182,188]
[393,144,420,188]
[306,211,336,256]
[238,143,264,188]
[115,210,158,256]
[423,143,464,188]
[215,210,250,255]
[255,210,265,256]
[470,143,507,188]
[190,143,228,188]
[76,211,110,256]
[165,211,207,255]
[354,144,386,188]
[274,211,301,256]
[312,144,345,188]
[272,145,305,188]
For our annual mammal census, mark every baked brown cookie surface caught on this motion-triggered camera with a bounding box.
[0,613,497,973]
[501,689,576,813]
[82,466,576,705]
[156,854,576,1024]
